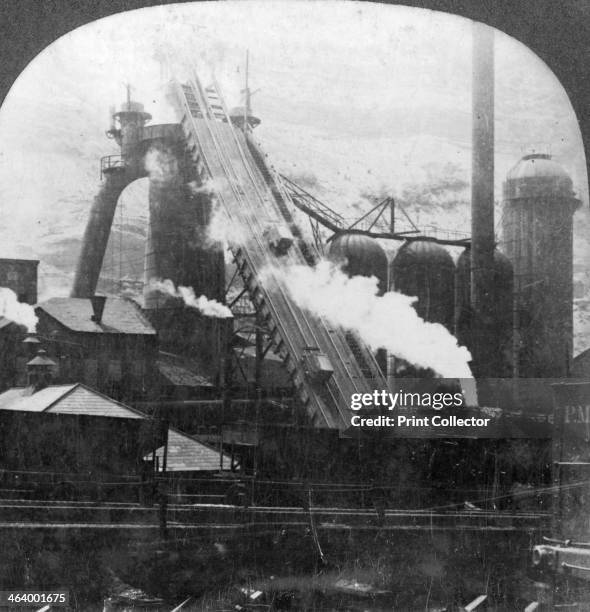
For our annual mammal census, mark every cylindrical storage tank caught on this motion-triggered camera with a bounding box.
[391,241,455,331]
[328,232,388,377]
[328,233,388,295]
[455,248,513,376]
[502,153,579,377]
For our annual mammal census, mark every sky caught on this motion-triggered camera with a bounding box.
[0,0,586,263]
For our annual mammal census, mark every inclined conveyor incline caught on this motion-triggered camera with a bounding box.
[171,75,388,431]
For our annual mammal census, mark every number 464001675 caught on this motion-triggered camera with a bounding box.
[0,591,69,607]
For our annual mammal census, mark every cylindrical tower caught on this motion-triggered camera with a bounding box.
[142,140,226,373]
[327,232,388,295]
[391,241,455,331]
[327,233,388,376]
[455,248,513,376]
[143,142,225,309]
[502,152,579,377]
[111,98,152,176]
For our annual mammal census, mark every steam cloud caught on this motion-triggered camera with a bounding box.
[206,200,246,248]
[144,146,179,183]
[187,179,246,261]
[0,288,38,332]
[148,279,232,318]
[261,260,473,379]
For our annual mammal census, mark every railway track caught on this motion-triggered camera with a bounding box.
[0,498,549,532]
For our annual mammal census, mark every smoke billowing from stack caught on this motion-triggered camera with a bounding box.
[147,279,232,318]
[0,288,38,332]
[262,260,473,379]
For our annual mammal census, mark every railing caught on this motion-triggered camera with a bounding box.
[100,155,126,179]
[280,174,345,230]
[408,224,470,243]
[281,176,471,246]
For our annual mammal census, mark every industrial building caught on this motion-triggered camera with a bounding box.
[0,258,40,389]
[0,382,165,500]
[60,34,582,445]
[0,316,26,390]
[0,257,39,304]
[0,37,581,496]
[0,380,230,499]
[34,296,158,401]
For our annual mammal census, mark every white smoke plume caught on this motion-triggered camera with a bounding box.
[187,178,225,196]
[206,200,246,247]
[144,146,180,183]
[186,179,245,260]
[0,288,38,332]
[261,260,473,379]
[148,279,233,318]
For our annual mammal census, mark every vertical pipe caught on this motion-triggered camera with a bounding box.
[470,21,495,374]
[389,198,395,234]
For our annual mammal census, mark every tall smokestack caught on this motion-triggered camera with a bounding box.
[470,21,495,376]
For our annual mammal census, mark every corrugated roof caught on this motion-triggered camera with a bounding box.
[0,383,145,419]
[155,428,229,472]
[37,298,155,335]
[0,384,78,412]
[0,316,23,330]
[157,355,213,388]
[48,385,142,419]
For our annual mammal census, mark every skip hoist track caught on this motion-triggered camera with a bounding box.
[170,73,389,432]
